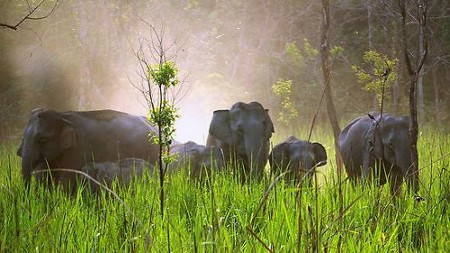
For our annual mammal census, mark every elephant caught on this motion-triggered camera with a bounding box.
[168,141,225,180]
[81,158,154,193]
[206,101,274,181]
[17,108,160,192]
[338,113,418,194]
[269,136,327,184]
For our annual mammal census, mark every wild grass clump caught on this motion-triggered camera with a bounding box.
[1,128,450,251]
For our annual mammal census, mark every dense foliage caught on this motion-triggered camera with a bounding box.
[0,0,449,138]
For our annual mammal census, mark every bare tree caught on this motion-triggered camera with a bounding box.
[320,0,343,175]
[0,0,58,30]
[320,1,344,252]
[399,0,427,193]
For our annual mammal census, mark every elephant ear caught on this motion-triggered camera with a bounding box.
[17,139,24,157]
[264,109,275,137]
[187,149,201,169]
[269,142,290,171]
[60,119,78,150]
[209,110,232,144]
[312,142,327,167]
[285,136,298,143]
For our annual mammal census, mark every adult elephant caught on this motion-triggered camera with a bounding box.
[269,136,327,184]
[338,113,418,194]
[206,101,274,181]
[168,141,225,180]
[17,108,160,191]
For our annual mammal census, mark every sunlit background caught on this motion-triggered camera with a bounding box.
[1,1,449,143]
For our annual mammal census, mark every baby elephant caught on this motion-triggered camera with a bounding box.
[81,158,154,193]
[169,141,225,180]
[269,136,327,184]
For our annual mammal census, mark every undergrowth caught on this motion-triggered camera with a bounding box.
[1,129,449,252]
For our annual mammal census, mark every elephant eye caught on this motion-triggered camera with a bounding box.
[36,134,49,144]
[235,127,243,136]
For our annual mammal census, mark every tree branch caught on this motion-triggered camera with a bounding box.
[0,0,58,30]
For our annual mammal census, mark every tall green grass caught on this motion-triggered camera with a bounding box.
[1,129,450,252]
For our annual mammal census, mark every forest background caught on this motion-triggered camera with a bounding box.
[0,0,449,143]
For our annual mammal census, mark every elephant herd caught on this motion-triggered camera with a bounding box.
[17,102,418,195]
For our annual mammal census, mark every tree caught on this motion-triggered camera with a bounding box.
[0,0,58,30]
[271,78,299,133]
[399,0,427,193]
[321,2,345,252]
[133,22,180,217]
[352,50,398,111]
[321,0,342,174]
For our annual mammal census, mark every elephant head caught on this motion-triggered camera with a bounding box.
[269,136,327,184]
[207,101,274,181]
[196,146,225,175]
[81,158,154,193]
[169,141,225,180]
[367,114,416,193]
[18,108,78,185]
[339,113,417,194]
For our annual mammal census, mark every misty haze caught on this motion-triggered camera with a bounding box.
[1,1,449,142]
[1,1,450,252]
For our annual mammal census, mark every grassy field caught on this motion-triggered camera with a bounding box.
[1,128,450,252]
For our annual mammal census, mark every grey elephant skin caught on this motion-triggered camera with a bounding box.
[269,136,327,184]
[17,108,159,192]
[338,114,418,194]
[168,141,225,180]
[206,101,274,181]
[81,158,154,193]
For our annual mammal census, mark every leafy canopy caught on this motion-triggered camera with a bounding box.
[352,50,397,108]
[271,78,298,126]
[148,61,179,88]
[146,61,180,165]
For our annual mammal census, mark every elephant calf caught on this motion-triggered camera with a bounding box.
[269,136,327,184]
[81,158,154,193]
[168,141,225,180]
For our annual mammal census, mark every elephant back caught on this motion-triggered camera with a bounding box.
[73,109,130,121]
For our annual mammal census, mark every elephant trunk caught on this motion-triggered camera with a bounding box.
[410,168,419,193]
[245,140,269,179]
[404,158,419,193]
[21,157,32,186]
[21,142,42,186]
[293,157,314,183]
[397,146,418,193]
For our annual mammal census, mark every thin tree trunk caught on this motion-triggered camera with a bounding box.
[320,0,342,175]
[399,0,427,193]
[367,0,378,109]
[321,2,343,251]
[392,18,400,114]
[367,0,373,50]
[77,0,91,109]
[432,67,440,124]
[417,2,426,122]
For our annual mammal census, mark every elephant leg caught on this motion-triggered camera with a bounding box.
[405,168,419,194]
[362,153,374,181]
[389,169,404,196]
